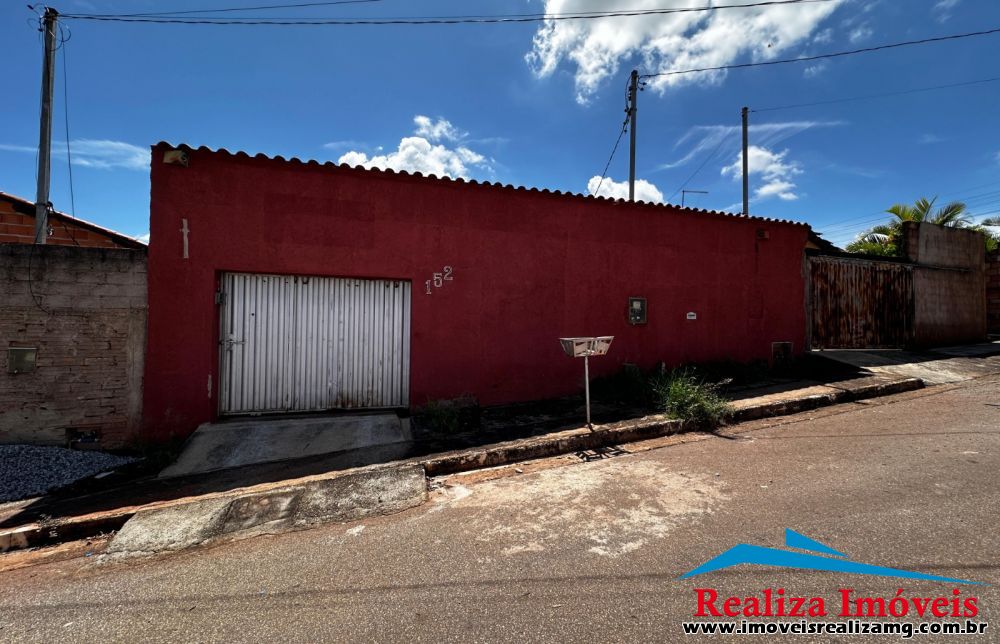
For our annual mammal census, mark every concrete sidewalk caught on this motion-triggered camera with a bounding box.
[817,341,1000,385]
[1,372,922,558]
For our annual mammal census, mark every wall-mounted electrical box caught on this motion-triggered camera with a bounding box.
[7,348,37,374]
[628,297,647,325]
[771,341,793,371]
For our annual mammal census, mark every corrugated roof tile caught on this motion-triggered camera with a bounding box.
[152,142,811,228]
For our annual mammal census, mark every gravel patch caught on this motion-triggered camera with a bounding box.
[0,445,137,503]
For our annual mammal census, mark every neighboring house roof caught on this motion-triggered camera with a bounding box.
[807,230,840,253]
[0,191,146,250]
[154,142,812,230]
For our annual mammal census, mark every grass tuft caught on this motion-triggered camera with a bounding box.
[649,368,733,427]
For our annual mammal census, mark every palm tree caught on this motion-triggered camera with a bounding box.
[973,216,1000,253]
[886,197,970,227]
[847,196,969,256]
[846,223,898,256]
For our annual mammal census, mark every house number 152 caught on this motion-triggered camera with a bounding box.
[425,266,454,294]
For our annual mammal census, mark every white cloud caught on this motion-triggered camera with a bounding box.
[0,144,36,154]
[848,24,873,43]
[933,0,960,21]
[322,140,366,150]
[526,0,843,104]
[336,115,494,179]
[413,115,465,142]
[812,28,833,44]
[339,138,489,179]
[918,133,947,145]
[135,232,150,244]
[660,120,842,170]
[70,140,149,169]
[803,61,828,78]
[0,139,149,170]
[586,176,664,203]
[721,145,802,201]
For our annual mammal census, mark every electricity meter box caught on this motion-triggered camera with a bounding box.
[628,297,647,325]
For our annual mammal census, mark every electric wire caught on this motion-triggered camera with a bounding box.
[817,191,1000,245]
[639,28,1000,80]
[102,0,387,18]
[667,135,731,204]
[60,0,836,25]
[594,117,630,198]
[818,189,1000,235]
[60,25,79,245]
[752,76,1000,113]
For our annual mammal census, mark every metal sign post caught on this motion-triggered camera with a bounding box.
[559,336,614,430]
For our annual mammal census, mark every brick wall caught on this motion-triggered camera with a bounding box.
[0,196,143,248]
[1,244,147,447]
[988,249,1000,334]
[901,222,987,347]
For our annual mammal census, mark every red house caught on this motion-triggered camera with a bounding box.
[143,143,809,441]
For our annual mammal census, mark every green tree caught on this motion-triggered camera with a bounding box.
[973,216,1000,253]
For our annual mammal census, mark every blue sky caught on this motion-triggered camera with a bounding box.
[2,0,999,247]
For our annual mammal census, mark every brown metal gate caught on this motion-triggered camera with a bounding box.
[808,254,914,349]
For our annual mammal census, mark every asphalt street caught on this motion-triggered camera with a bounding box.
[1,374,998,643]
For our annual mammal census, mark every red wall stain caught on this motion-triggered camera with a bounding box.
[144,145,808,440]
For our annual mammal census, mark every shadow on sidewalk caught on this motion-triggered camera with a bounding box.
[0,354,868,530]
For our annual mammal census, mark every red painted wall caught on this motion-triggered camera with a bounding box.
[144,144,808,440]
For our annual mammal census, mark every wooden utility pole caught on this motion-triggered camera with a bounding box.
[627,69,638,202]
[741,106,749,216]
[35,6,59,244]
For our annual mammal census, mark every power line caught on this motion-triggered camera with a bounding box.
[103,0,387,18]
[818,190,1000,239]
[667,135,731,204]
[640,27,1000,80]
[60,29,75,217]
[818,188,1000,233]
[752,76,1000,113]
[60,0,835,25]
[817,194,999,234]
[59,25,80,245]
[594,117,630,197]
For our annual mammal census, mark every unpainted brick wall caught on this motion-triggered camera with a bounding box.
[1,244,147,447]
[0,198,137,248]
[988,249,1000,334]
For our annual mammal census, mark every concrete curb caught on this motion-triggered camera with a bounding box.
[420,416,686,476]
[730,376,924,422]
[1,375,924,556]
[421,376,924,476]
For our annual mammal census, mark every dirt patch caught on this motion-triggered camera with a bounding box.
[429,457,726,558]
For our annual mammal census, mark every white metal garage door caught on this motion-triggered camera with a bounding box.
[218,272,410,415]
